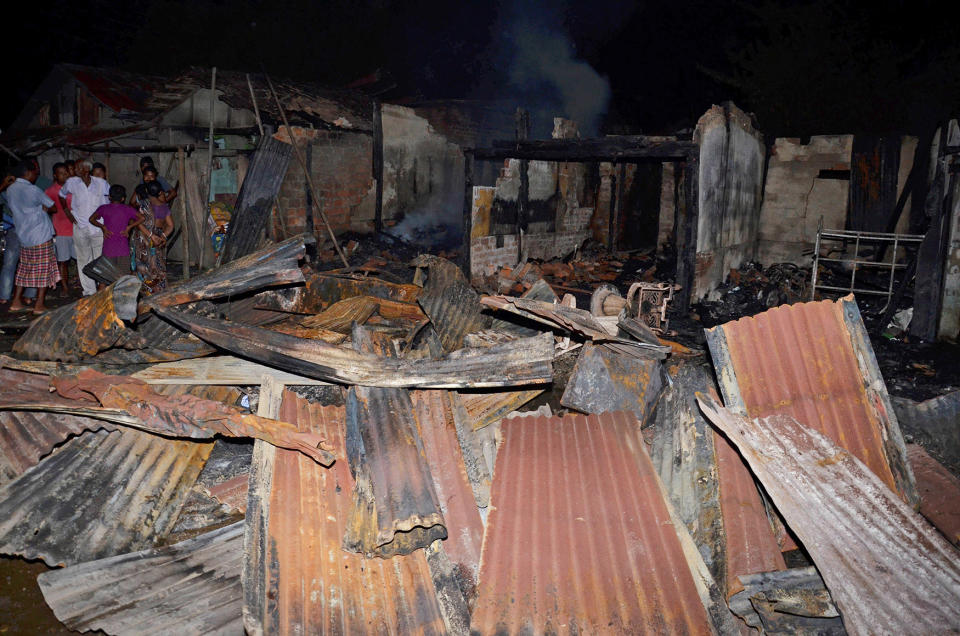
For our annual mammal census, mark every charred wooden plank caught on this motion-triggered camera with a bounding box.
[154,306,553,388]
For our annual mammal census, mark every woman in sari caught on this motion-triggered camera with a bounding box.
[130,181,173,293]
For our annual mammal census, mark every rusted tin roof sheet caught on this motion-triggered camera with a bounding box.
[13,276,141,362]
[714,428,786,597]
[0,428,211,567]
[300,294,379,331]
[908,444,960,546]
[343,382,446,557]
[413,254,491,352]
[560,342,666,425]
[893,390,960,474]
[156,306,554,388]
[410,391,484,591]
[37,522,243,634]
[472,411,714,635]
[727,566,843,634]
[705,295,916,504]
[456,388,543,431]
[698,397,960,636]
[243,391,447,635]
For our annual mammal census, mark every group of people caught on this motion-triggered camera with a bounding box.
[1,156,176,313]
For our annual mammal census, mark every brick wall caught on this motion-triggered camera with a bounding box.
[272,127,375,239]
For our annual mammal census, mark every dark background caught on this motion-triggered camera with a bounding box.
[5,0,959,138]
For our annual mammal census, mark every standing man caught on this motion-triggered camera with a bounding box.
[46,162,76,295]
[60,159,108,296]
[3,161,60,314]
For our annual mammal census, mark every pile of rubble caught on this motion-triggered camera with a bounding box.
[1,234,958,634]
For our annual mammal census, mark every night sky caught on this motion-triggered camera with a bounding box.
[6,0,959,139]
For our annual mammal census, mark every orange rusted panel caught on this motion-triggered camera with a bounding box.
[410,390,484,591]
[244,391,446,634]
[706,296,903,496]
[472,411,713,635]
[908,444,960,546]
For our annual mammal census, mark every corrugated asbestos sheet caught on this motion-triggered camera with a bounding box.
[705,295,916,504]
[472,411,714,635]
[37,522,243,635]
[413,255,491,352]
[410,391,484,590]
[698,398,960,636]
[560,343,666,426]
[0,428,211,566]
[649,359,725,584]
[908,444,960,546]
[219,136,293,264]
[893,390,960,474]
[457,388,544,431]
[243,391,448,635]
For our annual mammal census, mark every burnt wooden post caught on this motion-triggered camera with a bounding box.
[516,108,530,260]
[911,127,950,340]
[675,156,699,311]
[373,99,384,233]
[304,143,315,250]
[461,151,474,277]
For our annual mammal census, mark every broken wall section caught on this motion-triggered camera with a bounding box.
[694,103,765,300]
[381,104,465,245]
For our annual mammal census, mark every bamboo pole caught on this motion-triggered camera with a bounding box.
[178,147,190,280]
[261,70,349,268]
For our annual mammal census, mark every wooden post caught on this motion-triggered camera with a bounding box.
[674,157,699,311]
[199,66,217,271]
[516,108,529,262]
[461,151,474,278]
[177,147,190,280]
[373,99,384,233]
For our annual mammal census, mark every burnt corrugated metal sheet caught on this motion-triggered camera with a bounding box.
[472,411,714,635]
[0,411,106,487]
[908,444,960,546]
[698,397,960,636]
[413,255,491,352]
[156,306,554,388]
[37,522,243,635]
[0,428,211,567]
[893,390,960,474]
[649,359,725,585]
[243,391,448,635]
[456,388,544,431]
[560,343,666,425]
[219,137,294,264]
[410,390,484,591]
[705,296,916,504]
[13,276,141,361]
[343,382,446,557]
[300,295,379,332]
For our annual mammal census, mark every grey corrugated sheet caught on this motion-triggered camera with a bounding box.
[698,397,960,636]
[219,136,293,264]
[0,411,106,487]
[413,254,491,352]
[0,428,211,567]
[649,358,725,584]
[893,390,960,474]
[37,522,243,635]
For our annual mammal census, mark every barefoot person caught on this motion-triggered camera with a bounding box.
[2,161,60,313]
[59,159,108,296]
[90,185,141,274]
[46,162,76,295]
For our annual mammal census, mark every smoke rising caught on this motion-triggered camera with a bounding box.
[499,1,612,136]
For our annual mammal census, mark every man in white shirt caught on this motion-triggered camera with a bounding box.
[60,159,109,296]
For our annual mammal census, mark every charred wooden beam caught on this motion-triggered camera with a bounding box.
[474,137,697,162]
[153,306,553,388]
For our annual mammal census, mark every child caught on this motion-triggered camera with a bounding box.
[89,184,141,275]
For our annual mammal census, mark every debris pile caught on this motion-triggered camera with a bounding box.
[1,234,959,634]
